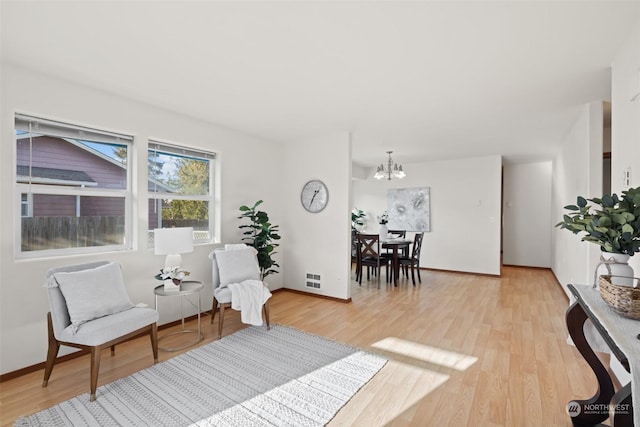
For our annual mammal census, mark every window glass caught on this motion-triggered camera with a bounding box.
[21,195,126,252]
[15,114,132,257]
[148,141,214,245]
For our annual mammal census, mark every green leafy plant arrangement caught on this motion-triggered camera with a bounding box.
[238,200,281,279]
[556,187,640,256]
[351,208,366,231]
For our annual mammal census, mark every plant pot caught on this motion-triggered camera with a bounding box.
[164,278,181,292]
[594,252,634,288]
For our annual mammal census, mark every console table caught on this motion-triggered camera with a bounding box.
[566,284,639,427]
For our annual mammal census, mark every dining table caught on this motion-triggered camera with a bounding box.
[381,238,412,286]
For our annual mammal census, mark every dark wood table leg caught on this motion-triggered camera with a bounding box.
[566,301,615,426]
[611,382,633,427]
[393,247,399,286]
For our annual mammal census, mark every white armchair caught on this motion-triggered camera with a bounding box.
[210,245,271,339]
[42,261,159,401]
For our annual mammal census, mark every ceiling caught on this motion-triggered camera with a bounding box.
[2,1,638,168]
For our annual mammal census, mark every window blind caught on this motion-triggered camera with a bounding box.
[149,140,215,161]
[15,114,133,145]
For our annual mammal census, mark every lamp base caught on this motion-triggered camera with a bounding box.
[164,254,183,269]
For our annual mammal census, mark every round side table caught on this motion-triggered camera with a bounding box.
[154,280,204,351]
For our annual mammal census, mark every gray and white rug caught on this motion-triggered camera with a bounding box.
[16,325,387,426]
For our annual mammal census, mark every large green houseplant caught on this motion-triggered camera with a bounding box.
[556,187,640,256]
[351,208,366,232]
[238,200,281,279]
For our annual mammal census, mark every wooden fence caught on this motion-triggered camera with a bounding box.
[22,217,210,252]
[21,216,125,251]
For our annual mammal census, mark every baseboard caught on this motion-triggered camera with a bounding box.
[550,269,571,302]
[422,266,501,278]
[278,288,352,303]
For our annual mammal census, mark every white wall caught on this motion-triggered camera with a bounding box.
[550,17,639,388]
[551,102,604,296]
[282,133,352,300]
[609,16,639,385]
[353,155,502,276]
[0,64,285,374]
[611,17,640,275]
[552,8,639,292]
[503,161,552,268]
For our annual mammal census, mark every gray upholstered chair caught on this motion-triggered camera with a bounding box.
[42,261,159,401]
[209,245,271,339]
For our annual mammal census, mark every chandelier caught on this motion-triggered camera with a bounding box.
[374,151,406,180]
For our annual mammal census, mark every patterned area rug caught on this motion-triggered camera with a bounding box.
[16,325,387,426]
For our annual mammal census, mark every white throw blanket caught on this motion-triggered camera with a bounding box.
[227,279,272,326]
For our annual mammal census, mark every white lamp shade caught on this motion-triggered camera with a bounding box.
[154,227,194,268]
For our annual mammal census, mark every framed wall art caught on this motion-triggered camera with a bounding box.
[387,187,430,232]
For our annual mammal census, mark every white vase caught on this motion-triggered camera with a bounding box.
[379,224,388,239]
[163,278,181,292]
[594,252,635,288]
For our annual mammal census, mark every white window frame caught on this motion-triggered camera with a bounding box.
[15,114,133,259]
[148,140,215,246]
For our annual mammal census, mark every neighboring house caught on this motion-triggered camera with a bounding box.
[16,134,171,221]
[16,135,127,217]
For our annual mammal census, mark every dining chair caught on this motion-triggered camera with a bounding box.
[356,233,386,288]
[352,231,363,282]
[385,229,407,250]
[351,230,360,278]
[383,230,409,274]
[398,232,424,285]
[387,229,406,239]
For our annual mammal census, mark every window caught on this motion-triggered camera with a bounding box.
[148,141,214,246]
[15,114,132,257]
[21,193,32,218]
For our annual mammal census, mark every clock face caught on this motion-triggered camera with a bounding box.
[300,180,328,213]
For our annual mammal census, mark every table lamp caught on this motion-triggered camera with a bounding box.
[154,227,194,268]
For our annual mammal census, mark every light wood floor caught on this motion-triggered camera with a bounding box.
[1,266,605,426]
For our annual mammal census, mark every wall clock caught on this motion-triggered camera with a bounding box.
[300,180,328,213]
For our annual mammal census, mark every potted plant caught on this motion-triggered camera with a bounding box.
[557,187,640,285]
[351,208,366,232]
[375,211,389,239]
[557,187,640,255]
[238,200,281,279]
[154,266,190,292]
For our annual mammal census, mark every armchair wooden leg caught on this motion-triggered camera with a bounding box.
[150,323,158,363]
[217,304,225,339]
[42,313,59,388]
[263,302,270,330]
[89,346,102,402]
[210,297,217,325]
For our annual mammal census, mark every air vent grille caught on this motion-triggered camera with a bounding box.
[305,272,321,289]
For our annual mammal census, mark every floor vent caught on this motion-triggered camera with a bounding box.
[305,273,321,289]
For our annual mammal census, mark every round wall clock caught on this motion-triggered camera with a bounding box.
[300,180,328,213]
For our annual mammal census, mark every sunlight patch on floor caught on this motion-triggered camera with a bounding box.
[329,359,450,426]
[371,337,478,371]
